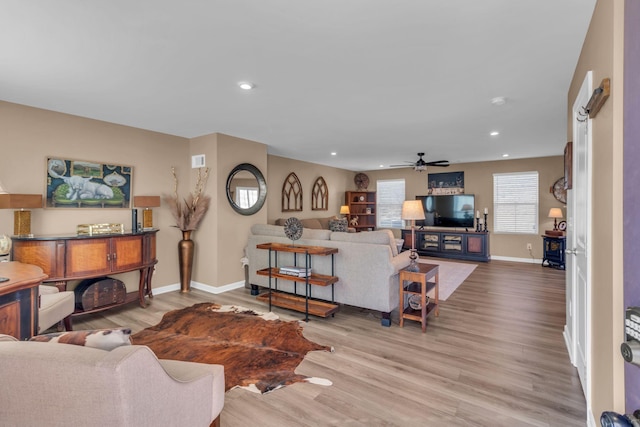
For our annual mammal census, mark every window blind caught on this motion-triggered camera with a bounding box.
[493,172,539,234]
[377,179,405,228]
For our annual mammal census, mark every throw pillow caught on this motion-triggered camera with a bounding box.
[29,328,132,351]
[329,218,348,232]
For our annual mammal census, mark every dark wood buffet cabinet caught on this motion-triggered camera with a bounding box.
[11,230,158,315]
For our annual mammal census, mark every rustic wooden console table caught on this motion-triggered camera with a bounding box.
[255,242,339,321]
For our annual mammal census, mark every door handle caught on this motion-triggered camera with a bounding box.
[565,248,579,255]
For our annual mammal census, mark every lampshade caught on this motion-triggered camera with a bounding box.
[0,194,43,209]
[134,196,161,230]
[548,208,563,219]
[0,193,43,236]
[133,196,161,208]
[339,205,350,215]
[461,204,473,211]
[401,200,425,221]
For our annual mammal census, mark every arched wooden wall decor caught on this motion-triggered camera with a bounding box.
[311,176,329,211]
[282,172,303,211]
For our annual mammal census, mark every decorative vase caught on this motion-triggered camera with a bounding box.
[178,230,194,292]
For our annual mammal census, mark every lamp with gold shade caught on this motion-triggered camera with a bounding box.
[401,200,425,272]
[339,205,350,219]
[134,196,161,230]
[0,182,43,237]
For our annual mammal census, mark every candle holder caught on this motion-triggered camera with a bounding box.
[476,217,481,232]
[483,213,488,232]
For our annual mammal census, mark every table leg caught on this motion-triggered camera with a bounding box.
[421,277,427,333]
[399,274,405,328]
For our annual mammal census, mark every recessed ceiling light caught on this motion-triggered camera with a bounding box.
[502,153,509,158]
[331,152,337,156]
[491,96,507,106]
[490,131,499,136]
[238,82,254,90]
[379,165,384,168]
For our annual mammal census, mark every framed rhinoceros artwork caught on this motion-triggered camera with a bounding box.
[46,157,132,209]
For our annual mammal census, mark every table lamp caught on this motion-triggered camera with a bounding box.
[402,200,425,272]
[548,208,563,230]
[339,205,350,219]
[134,196,161,230]
[0,183,43,236]
[546,207,564,236]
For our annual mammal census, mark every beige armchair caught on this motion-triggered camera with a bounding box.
[38,285,74,333]
[0,334,225,426]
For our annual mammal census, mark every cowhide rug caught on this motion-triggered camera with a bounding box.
[131,302,333,394]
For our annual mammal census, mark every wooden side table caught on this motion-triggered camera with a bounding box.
[399,263,439,332]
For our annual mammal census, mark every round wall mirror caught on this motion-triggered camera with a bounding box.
[226,163,267,215]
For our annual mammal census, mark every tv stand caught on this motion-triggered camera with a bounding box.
[401,229,490,262]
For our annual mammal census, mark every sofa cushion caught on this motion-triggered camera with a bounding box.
[329,218,348,232]
[275,216,337,230]
[301,228,332,240]
[252,223,287,238]
[299,218,323,229]
[274,217,323,229]
[330,229,398,256]
[29,328,132,351]
[317,216,337,229]
[251,224,330,240]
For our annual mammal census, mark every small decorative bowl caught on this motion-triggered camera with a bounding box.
[408,294,429,310]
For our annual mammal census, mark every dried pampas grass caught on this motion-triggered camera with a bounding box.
[164,167,211,231]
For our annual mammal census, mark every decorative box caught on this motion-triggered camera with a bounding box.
[77,223,125,236]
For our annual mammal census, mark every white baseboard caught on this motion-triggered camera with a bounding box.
[563,325,575,366]
[490,255,542,264]
[152,281,245,296]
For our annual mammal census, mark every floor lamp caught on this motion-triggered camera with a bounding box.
[402,200,425,272]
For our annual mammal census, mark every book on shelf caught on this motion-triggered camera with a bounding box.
[278,266,312,277]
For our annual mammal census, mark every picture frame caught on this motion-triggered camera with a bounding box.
[46,157,133,208]
[427,171,464,195]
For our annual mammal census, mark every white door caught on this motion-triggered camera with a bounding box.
[567,71,592,401]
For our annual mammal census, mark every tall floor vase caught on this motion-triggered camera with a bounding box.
[178,230,194,293]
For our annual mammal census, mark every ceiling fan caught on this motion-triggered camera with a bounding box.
[390,153,450,172]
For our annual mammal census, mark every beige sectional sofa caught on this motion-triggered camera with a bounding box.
[246,224,411,325]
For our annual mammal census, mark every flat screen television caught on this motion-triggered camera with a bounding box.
[415,194,475,228]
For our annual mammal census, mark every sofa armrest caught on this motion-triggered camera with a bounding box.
[0,342,224,426]
[390,250,412,274]
[0,334,18,342]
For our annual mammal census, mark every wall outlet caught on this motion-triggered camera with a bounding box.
[527,243,532,251]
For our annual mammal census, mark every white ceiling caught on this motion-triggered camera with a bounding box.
[0,1,596,171]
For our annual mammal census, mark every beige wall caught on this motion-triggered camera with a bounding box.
[215,134,267,286]
[567,0,625,418]
[0,100,190,290]
[266,155,353,223]
[364,156,565,259]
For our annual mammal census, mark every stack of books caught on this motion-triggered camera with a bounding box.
[278,266,312,277]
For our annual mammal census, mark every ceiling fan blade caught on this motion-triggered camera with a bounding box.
[425,160,450,167]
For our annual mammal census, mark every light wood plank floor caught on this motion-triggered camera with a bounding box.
[72,259,586,427]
